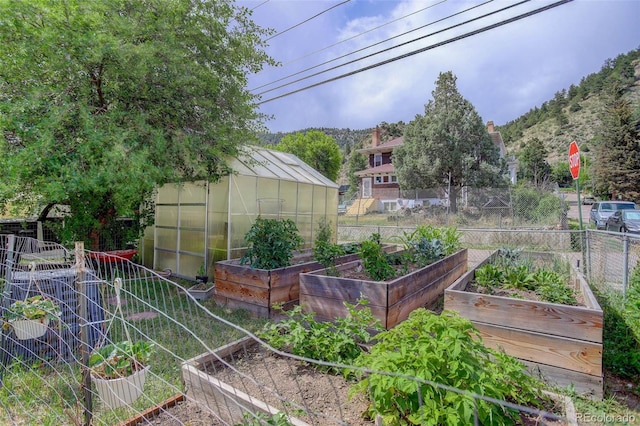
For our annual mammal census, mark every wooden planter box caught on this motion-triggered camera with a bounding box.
[182,336,577,426]
[300,249,468,329]
[444,251,604,398]
[213,246,395,318]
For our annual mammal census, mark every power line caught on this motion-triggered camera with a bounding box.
[250,0,270,11]
[251,0,495,92]
[278,0,448,69]
[257,0,573,105]
[255,0,528,97]
[265,0,351,42]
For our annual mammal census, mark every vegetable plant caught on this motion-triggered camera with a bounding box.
[2,295,61,325]
[351,309,551,425]
[312,218,346,274]
[89,340,154,380]
[473,251,577,305]
[257,299,383,375]
[240,217,304,269]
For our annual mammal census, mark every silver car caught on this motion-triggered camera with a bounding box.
[605,209,640,233]
[590,201,637,229]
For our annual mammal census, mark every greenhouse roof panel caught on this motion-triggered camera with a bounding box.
[231,146,338,188]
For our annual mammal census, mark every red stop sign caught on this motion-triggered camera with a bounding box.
[568,141,580,180]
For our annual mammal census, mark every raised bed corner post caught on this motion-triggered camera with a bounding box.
[75,241,93,426]
[0,235,17,377]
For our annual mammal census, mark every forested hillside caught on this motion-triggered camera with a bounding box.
[259,48,640,193]
[497,48,640,164]
[258,127,373,152]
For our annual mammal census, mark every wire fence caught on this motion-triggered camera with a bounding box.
[339,186,568,230]
[0,230,613,425]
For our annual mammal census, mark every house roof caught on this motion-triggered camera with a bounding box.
[356,136,403,155]
[355,163,396,176]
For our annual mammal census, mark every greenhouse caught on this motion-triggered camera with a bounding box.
[139,146,339,279]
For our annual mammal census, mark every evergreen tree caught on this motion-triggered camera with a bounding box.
[592,84,640,201]
[519,138,551,188]
[393,71,505,213]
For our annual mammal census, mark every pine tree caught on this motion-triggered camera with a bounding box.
[393,71,505,213]
[592,84,640,201]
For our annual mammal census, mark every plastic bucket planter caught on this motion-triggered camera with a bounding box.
[92,365,150,409]
[11,318,49,340]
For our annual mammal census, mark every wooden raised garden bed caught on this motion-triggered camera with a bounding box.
[213,246,395,318]
[444,251,603,398]
[182,335,577,426]
[300,249,468,329]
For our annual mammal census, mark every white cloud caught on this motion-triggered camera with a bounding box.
[245,0,640,132]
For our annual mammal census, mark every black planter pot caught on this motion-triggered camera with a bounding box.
[195,275,209,284]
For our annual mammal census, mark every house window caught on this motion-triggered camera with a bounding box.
[390,175,397,183]
[375,176,382,184]
[374,153,382,167]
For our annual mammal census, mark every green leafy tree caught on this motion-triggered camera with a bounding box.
[551,162,572,187]
[518,138,551,188]
[393,71,505,213]
[592,84,640,201]
[346,151,368,200]
[273,130,342,182]
[0,0,274,248]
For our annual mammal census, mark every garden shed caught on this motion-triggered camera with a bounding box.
[140,146,339,280]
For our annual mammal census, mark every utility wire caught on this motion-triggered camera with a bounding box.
[278,0,448,68]
[257,0,573,105]
[256,0,528,97]
[252,0,493,92]
[251,0,270,11]
[265,0,351,42]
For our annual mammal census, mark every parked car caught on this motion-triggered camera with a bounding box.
[605,209,640,233]
[338,204,347,215]
[582,195,596,205]
[589,201,637,229]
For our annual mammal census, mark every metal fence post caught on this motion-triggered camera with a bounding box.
[622,235,629,298]
[75,241,93,426]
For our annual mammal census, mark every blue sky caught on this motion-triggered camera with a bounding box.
[241,0,640,133]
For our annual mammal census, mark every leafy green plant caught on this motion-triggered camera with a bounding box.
[401,225,461,256]
[240,217,304,269]
[359,239,395,281]
[407,237,445,267]
[89,340,154,380]
[257,299,382,375]
[474,264,504,288]
[312,218,345,273]
[1,295,61,324]
[351,309,551,425]
[502,264,535,291]
[532,270,577,305]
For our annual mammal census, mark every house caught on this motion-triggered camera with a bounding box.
[487,121,518,184]
[348,122,518,215]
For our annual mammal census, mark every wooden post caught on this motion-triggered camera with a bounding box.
[75,241,92,426]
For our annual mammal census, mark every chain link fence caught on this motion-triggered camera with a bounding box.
[586,229,640,297]
[339,186,568,229]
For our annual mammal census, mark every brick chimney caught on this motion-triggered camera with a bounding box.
[372,126,380,147]
[486,121,495,133]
